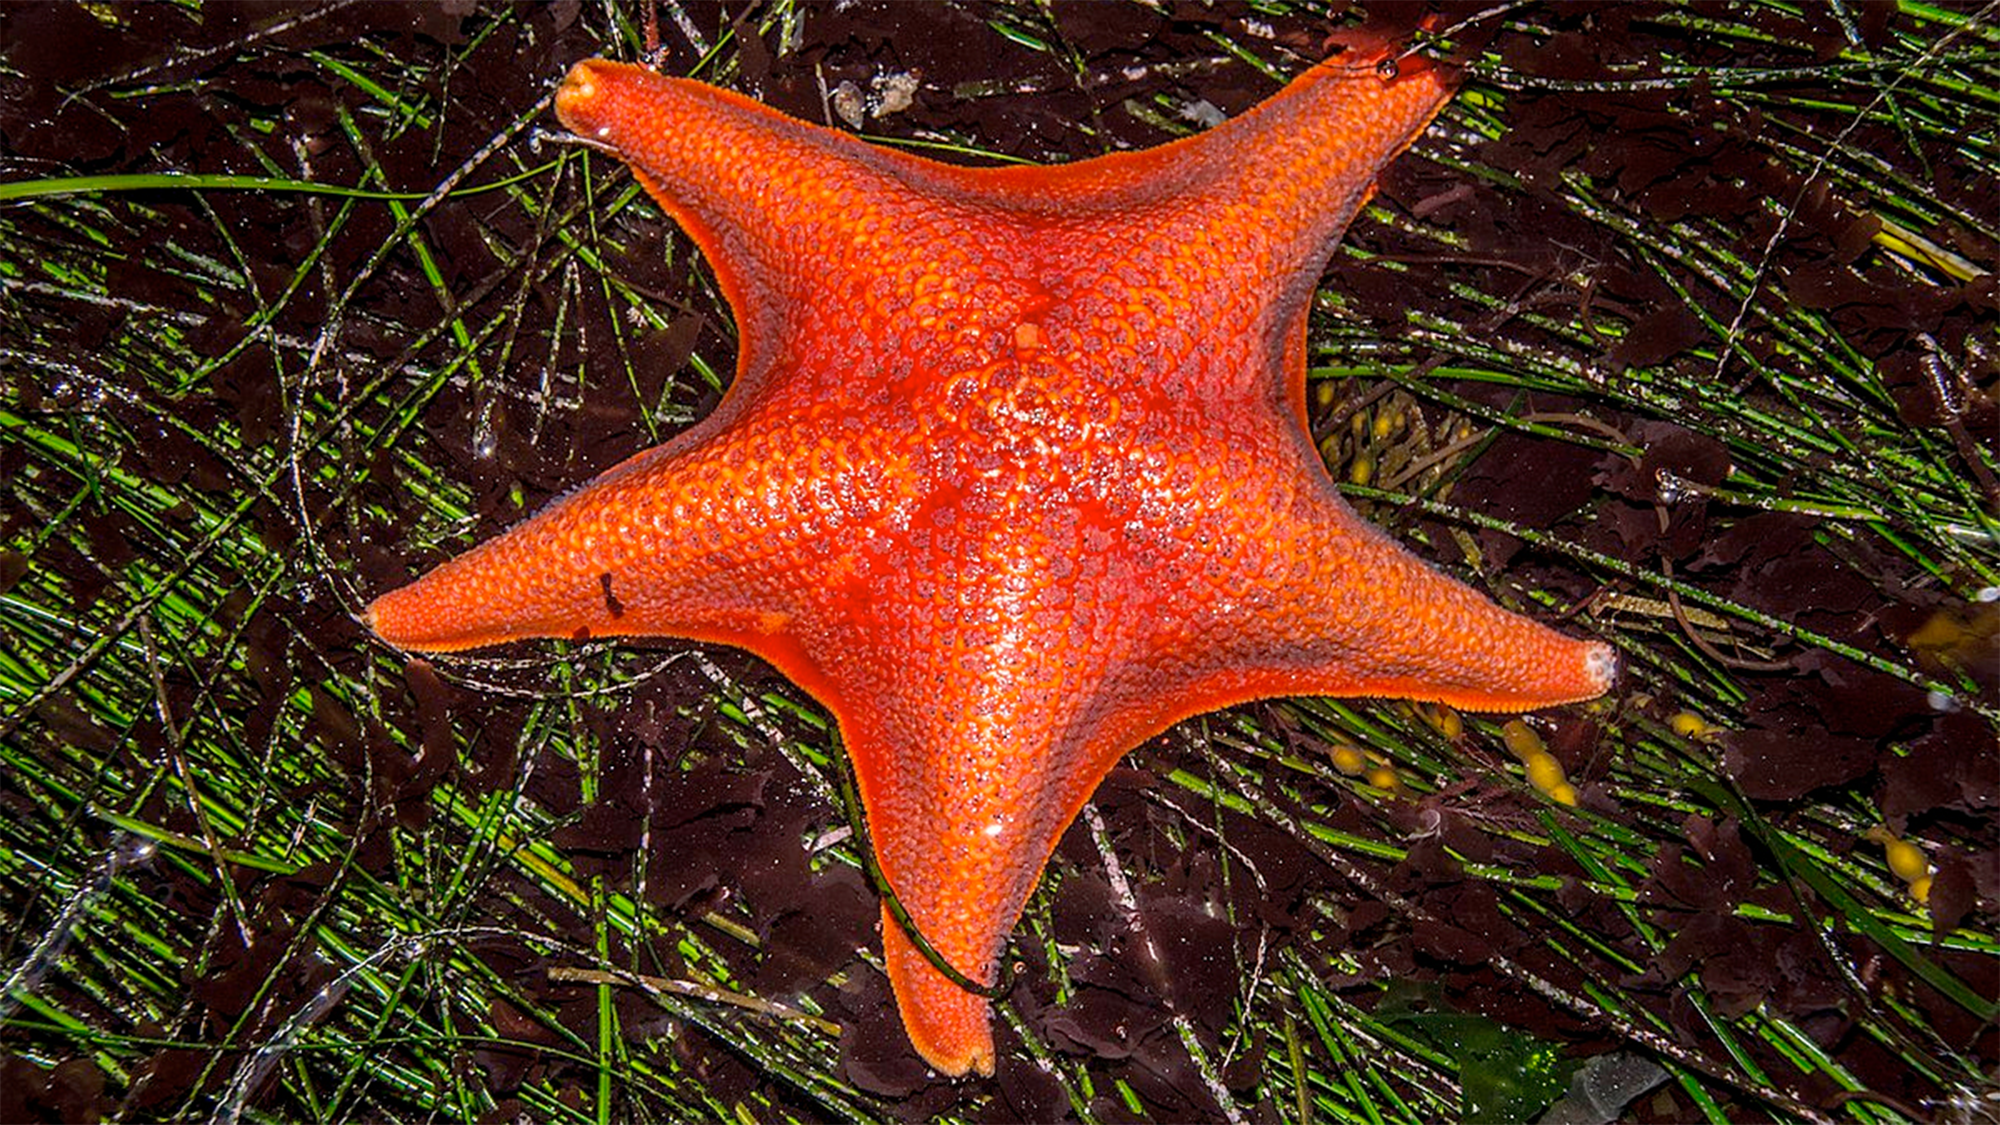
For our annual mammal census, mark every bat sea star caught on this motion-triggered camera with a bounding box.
[367,24,1614,1077]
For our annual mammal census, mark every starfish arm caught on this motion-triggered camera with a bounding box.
[977,32,1454,226]
[1160,35,1457,278]
[363,417,900,655]
[555,61,956,406]
[784,493,1181,1077]
[825,631,1149,1080]
[1167,461,1617,715]
[1295,522,1617,711]
[953,36,1457,413]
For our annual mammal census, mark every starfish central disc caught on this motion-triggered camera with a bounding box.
[366,32,1615,1078]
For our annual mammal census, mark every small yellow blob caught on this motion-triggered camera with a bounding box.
[1420,703,1463,740]
[1547,782,1579,807]
[1501,720,1545,762]
[1365,766,1401,793]
[1884,836,1930,883]
[1372,409,1399,441]
[1330,744,1368,776]
[1348,452,1375,487]
[1864,826,1934,901]
[1526,753,1567,793]
[1669,710,1716,739]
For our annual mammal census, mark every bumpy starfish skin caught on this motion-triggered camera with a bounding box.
[367,36,1616,1077]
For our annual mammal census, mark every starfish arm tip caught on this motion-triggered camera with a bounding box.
[881,903,999,1078]
[1584,641,1620,695]
[553,59,611,134]
[362,579,505,654]
[362,584,431,651]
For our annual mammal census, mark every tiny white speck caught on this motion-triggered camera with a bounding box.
[1977,586,1999,603]
[1927,690,1960,712]
[595,126,612,138]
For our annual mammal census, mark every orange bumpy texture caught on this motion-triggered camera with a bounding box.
[367,35,1615,1078]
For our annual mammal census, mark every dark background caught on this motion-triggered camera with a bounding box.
[1,2,1994,1121]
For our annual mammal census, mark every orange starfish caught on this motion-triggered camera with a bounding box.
[367,27,1614,1077]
